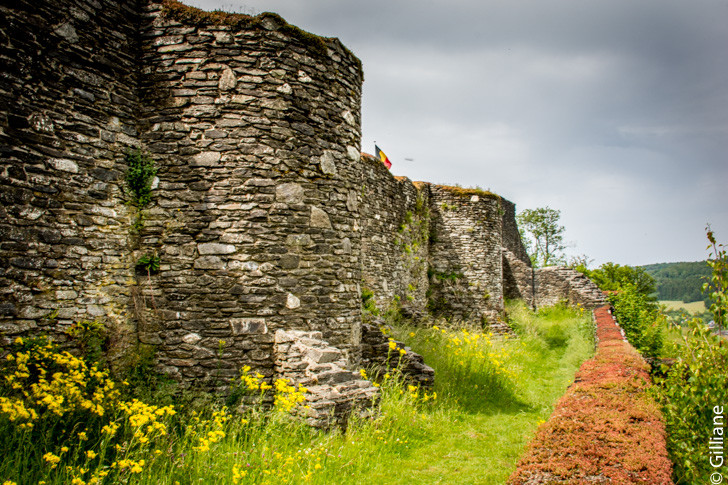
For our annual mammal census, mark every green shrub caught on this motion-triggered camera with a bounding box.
[655,320,728,483]
[361,286,379,316]
[607,284,665,359]
[655,230,728,483]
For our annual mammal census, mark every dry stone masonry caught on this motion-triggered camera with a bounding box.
[137,1,364,384]
[532,267,606,309]
[274,329,379,429]
[0,0,143,360]
[360,321,435,388]
[0,0,606,411]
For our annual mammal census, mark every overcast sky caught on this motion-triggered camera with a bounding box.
[181,0,728,267]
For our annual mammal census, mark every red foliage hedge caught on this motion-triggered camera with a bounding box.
[509,306,674,484]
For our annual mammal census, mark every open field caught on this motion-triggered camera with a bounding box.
[659,300,707,314]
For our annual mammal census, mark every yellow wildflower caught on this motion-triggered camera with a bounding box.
[43,452,61,468]
[232,464,248,483]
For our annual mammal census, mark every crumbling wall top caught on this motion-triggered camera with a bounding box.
[158,0,362,74]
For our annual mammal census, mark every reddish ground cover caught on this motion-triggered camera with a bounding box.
[509,306,674,484]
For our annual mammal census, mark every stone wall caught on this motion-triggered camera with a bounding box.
[428,186,505,324]
[0,0,140,356]
[358,164,523,330]
[0,0,543,389]
[274,329,379,429]
[359,154,429,315]
[360,320,435,388]
[137,1,364,384]
[533,267,606,309]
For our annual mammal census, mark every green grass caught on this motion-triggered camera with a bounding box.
[659,300,707,314]
[0,302,594,484]
[362,302,594,484]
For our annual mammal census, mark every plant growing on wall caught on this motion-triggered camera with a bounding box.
[124,149,157,231]
[135,253,161,275]
[135,252,160,311]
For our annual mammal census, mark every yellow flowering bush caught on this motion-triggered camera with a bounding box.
[192,407,229,452]
[1,337,120,424]
[236,366,308,415]
[392,323,519,409]
[0,334,182,483]
[273,379,308,413]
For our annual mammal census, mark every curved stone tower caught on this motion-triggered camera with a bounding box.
[137,2,364,383]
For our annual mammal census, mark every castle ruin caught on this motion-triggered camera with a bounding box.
[0,0,604,391]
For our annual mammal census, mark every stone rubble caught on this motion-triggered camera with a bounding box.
[360,320,435,388]
[274,329,379,429]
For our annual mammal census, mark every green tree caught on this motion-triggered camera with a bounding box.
[517,207,565,267]
[582,262,657,299]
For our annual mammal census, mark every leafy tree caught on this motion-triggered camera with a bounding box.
[517,207,565,267]
[582,262,657,300]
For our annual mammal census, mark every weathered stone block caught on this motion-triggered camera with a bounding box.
[286,293,301,309]
[198,243,236,255]
[310,207,331,228]
[192,151,221,166]
[276,183,304,203]
[320,152,337,176]
[231,318,268,335]
[194,256,224,270]
[48,158,79,173]
[218,67,237,90]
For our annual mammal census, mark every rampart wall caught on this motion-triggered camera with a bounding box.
[0,0,140,358]
[359,154,429,315]
[0,0,603,387]
[427,186,505,324]
[136,2,364,383]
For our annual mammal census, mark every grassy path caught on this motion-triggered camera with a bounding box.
[335,304,595,484]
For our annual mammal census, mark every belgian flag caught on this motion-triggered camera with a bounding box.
[375,145,392,170]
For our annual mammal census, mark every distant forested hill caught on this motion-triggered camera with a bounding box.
[640,261,710,303]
